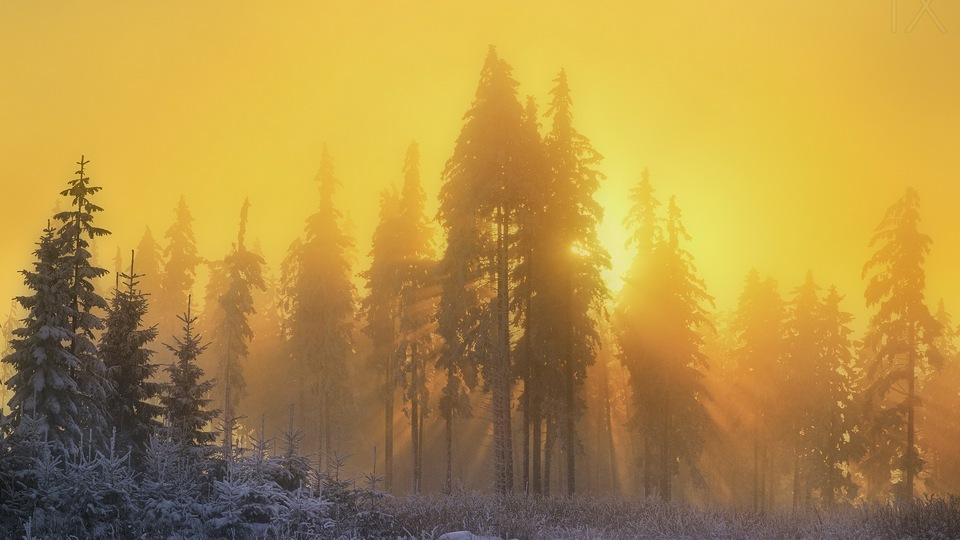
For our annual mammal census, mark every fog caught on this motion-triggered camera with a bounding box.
[2,1,960,508]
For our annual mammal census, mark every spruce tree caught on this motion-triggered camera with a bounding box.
[783,273,859,507]
[512,95,552,495]
[861,187,942,501]
[2,223,87,455]
[162,296,218,454]
[437,47,525,494]
[136,228,164,304]
[52,156,112,450]
[100,251,162,464]
[616,191,712,501]
[361,187,402,491]
[213,199,266,456]
[816,285,861,504]
[614,169,662,497]
[732,270,787,511]
[158,196,203,341]
[394,142,436,494]
[541,69,610,495]
[281,146,355,469]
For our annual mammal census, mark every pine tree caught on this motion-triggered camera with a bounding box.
[212,199,266,456]
[437,47,526,494]
[732,270,787,511]
[923,301,960,493]
[541,69,610,495]
[158,196,203,341]
[816,286,861,504]
[162,296,218,454]
[281,146,355,469]
[783,273,859,507]
[614,169,661,497]
[393,142,436,494]
[51,157,112,450]
[861,187,942,501]
[2,223,88,455]
[616,191,711,502]
[100,251,162,465]
[512,95,552,495]
[361,187,402,491]
[135,227,164,309]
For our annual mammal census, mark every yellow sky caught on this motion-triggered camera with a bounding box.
[2,1,959,329]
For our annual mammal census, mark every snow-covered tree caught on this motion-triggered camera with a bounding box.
[100,251,162,465]
[52,156,112,449]
[162,295,218,454]
[211,199,265,457]
[2,223,88,455]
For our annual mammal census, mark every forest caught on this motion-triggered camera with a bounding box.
[1,46,959,539]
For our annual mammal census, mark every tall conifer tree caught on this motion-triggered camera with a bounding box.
[437,47,525,494]
[3,224,87,455]
[861,187,942,501]
[100,251,162,464]
[53,156,112,449]
[162,296,218,456]
[541,69,610,495]
[212,199,265,456]
[282,146,355,468]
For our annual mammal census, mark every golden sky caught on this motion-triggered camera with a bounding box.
[2,1,959,328]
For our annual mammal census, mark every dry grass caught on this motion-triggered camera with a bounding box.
[377,492,960,540]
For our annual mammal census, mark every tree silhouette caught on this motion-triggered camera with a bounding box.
[861,187,942,501]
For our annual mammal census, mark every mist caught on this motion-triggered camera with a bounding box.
[2,2,960,538]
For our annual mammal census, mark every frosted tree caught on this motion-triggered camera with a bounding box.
[437,46,526,494]
[212,199,265,456]
[158,196,203,341]
[2,223,88,455]
[281,146,355,469]
[50,156,112,450]
[861,187,942,501]
[100,251,162,465]
[162,295,218,455]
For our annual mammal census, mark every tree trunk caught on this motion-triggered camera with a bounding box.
[532,398,542,495]
[753,424,760,511]
[644,431,652,498]
[906,348,916,501]
[412,388,421,494]
[444,402,453,494]
[223,365,233,460]
[792,429,800,510]
[602,361,620,494]
[659,390,671,502]
[544,419,553,496]
[385,352,394,492]
[565,365,576,495]
[522,377,530,495]
[493,204,513,494]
